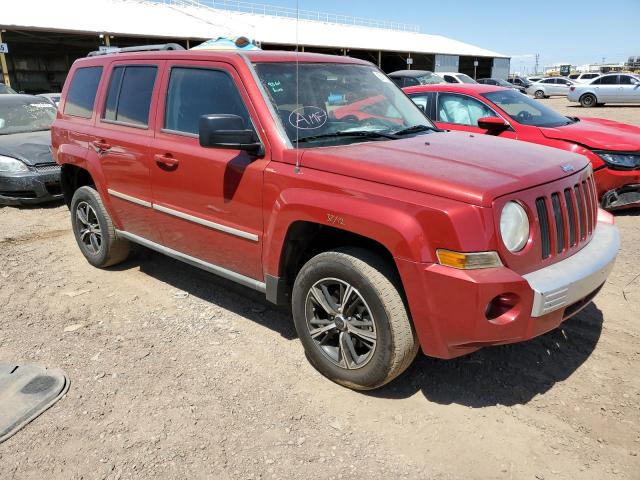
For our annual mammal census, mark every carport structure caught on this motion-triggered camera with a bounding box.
[0,0,509,93]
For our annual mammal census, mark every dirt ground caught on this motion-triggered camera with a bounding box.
[544,96,640,126]
[1,106,639,480]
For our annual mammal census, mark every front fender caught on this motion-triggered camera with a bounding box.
[263,187,429,276]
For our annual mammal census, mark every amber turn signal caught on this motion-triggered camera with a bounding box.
[436,249,503,270]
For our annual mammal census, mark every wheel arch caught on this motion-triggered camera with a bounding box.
[263,188,431,306]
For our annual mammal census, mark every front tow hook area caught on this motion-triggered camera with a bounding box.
[601,184,640,210]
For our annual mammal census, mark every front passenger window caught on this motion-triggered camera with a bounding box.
[164,67,252,135]
[437,93,497,126]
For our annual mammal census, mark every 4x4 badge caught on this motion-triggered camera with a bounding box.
[561,164,575,172]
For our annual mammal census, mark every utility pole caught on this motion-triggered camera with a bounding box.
[534,53,540,75]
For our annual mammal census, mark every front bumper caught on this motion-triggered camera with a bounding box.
[397,220,619,359]
[0,166,62,206]
[523,222,619,316]
[595,166,640,210]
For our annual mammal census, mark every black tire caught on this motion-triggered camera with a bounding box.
[292,248,418,390]
[70,186,130,268]
[580,93,597,108]
[534,90,545,99]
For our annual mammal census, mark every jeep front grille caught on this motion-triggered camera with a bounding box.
[535,174,597,260]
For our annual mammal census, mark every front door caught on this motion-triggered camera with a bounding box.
[434,92,518,139]
[149,62,269,281]
[92,60,163,243]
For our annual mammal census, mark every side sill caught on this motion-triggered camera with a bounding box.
[116,230,266,293]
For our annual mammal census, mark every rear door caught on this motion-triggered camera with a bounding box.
[618,75,640,103]
[92,60,163,242]
[149,61,269,281]
[595,75,619,102]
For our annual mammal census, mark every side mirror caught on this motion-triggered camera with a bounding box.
[199,114,263,156]
[477,116,509,133]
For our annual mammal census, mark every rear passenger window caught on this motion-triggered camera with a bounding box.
[164,67,252,135]
[600,75,618,85]
[64,66,103,118]
[103,66,157,127]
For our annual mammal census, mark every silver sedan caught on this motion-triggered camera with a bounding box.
[525,77,574,98]
[567,73,640,107]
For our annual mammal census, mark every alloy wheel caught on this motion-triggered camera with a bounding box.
[76,201,102,254]
[304,278,377,370]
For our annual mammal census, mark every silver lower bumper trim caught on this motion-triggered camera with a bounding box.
[523,221,619,317]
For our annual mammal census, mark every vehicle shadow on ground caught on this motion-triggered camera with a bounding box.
[614,208,640,217]
[110,247,297,340]
[0,199,65,210]
[368,303,604,407]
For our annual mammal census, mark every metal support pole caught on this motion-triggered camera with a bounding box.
[378,50,382,68]
[0,31,11,88]
[105,35,111,47]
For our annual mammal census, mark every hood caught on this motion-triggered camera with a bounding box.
[298,132,589,207]
[539,117,640,151]
[0,130,53,166]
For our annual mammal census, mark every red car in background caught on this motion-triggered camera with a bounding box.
[404,84,640,210]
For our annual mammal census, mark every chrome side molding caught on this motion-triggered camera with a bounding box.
[152,203,259,242]
[115,230,266,293]
[107,189,258,242]
[107,189,152,208]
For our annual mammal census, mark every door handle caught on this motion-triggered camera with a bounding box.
[154,153,180,169]
[92,140,111,153]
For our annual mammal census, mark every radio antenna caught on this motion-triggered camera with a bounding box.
[294,0,301,174]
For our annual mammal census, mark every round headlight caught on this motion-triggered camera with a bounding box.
[500,201,529,252]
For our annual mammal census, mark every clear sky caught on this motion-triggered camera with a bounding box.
[276,0,639,73]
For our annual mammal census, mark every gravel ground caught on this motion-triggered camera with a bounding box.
[0,106,639,480]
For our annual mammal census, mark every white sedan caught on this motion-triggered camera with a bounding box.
[567,73,640,107]
[525,77,574,98]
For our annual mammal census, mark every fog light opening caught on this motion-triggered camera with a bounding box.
[485,293,520,324]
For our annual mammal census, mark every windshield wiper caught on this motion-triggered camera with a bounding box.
[294,130,398,143]
[391,124,437,136]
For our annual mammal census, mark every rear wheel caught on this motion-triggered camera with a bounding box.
[70,186,130,268]
[580,93,597,108]
[292,248,419,390]
[534,90,545,99]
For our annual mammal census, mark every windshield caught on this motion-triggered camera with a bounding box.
[0,97,57,135]
[254,62,434,146]
[495,79,514,87]
[417,73,445,85]
[456,74,477,84]
[0,84,17,94]
[482,90,573,127]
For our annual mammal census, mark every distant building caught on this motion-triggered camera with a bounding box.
[0,0,510,92]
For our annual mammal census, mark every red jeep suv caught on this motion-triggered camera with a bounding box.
[52,46,620,390]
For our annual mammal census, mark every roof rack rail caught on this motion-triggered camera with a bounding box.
[87,43,185,57]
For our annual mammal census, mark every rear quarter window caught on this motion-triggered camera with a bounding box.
[64,66,103,118]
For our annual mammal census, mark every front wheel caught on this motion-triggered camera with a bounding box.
[292,248,419,390]
[534,90,545,99]
[580,93,597,108]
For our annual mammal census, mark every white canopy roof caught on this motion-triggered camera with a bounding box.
[1,0,508,59]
